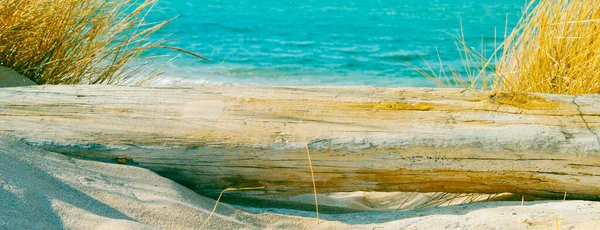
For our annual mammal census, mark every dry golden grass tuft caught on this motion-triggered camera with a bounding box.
[0,0,205,85]
[497,0,600,95]
[419,1,600,95]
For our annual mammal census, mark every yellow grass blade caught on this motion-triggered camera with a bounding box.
[199,186,265,230]
[300,121,320,223]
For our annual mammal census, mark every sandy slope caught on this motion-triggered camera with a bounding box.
[1,136,599,230]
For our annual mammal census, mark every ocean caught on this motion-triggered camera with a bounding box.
[147,0,526,87]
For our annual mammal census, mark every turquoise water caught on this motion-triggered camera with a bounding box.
[148,0,525,86]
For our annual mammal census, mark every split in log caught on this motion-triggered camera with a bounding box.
[0,85,599,199]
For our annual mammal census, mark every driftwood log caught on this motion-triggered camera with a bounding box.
[0,85,599,199]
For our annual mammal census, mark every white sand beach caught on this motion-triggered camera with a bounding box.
[2,136,599,230]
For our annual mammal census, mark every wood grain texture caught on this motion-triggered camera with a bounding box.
[1,85,599,199]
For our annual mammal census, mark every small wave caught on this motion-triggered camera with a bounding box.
[271,53,312,58]
[352,56,370,62]
[319,6,359,12]
[370,51,425,61]
[320,54,345,60]
[326,45,379,54]
[374,36,394,41]
[265,39,315,46]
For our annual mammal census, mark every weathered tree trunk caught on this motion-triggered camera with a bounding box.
[1,85,599,199]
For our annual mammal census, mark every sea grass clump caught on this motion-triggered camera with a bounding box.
[419,0,600,95]
[0,0,192,85]
[497,0,600,95]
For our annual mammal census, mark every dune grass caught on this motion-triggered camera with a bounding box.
[419,0,600,95]
[0,0,204,85]
[498,0,600,95]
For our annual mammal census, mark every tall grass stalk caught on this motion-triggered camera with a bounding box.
[409,21,499,91]
[199,186,265,230]
[0,0,204,85]
[300,121,320,223]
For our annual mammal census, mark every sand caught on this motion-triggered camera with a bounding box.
[1,136,599,230]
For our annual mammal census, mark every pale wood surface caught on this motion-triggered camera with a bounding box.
[1,85,599,199]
